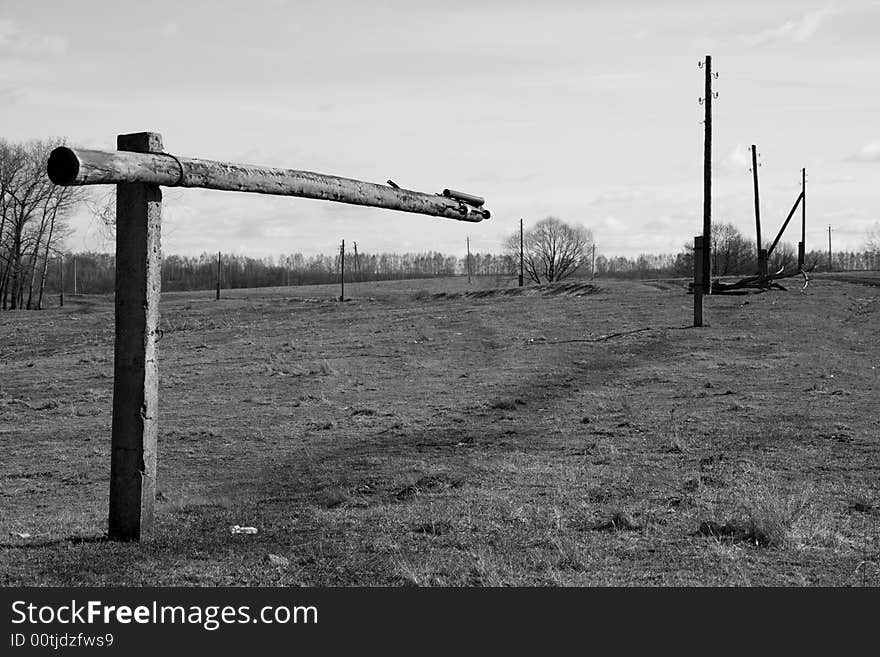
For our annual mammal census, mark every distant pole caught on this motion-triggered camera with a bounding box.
[518,219,524,287]
[591,243,596,280]
[828,225,832,271]
[216,251,221,300]
[339,239,345,301]
[467,235,472,284]
[353,241,360,282]
[751,145,761,251]
[59,253,64,307]
[73,254,78,295]
[702,54,713,294]
[693,236,704,327]
[798,168,806,269]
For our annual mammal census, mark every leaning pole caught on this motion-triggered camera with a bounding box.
[47,132,490,541]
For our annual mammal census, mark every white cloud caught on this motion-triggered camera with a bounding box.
[847,142,880,162]
[744,6,836,46]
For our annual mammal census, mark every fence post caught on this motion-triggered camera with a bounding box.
[108,132,162,541]
[216,251,221,301]
[693,236,704,327]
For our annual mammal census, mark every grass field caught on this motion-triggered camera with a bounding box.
[1,272,878,586]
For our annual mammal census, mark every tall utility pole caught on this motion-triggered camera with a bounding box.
[827,225,832,271]
[751,144,766,283]
[518,219,524,287]
[467,235,472,284]
[353,241,360,282]
[799,168,807,270]
[339,239,345,301]
[73,254,78,295]
[59,253,64,307]
[215,251,221,301]
[701,54,713,294]
[591,243,596,280]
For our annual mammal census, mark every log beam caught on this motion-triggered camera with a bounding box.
[47,146,489,223]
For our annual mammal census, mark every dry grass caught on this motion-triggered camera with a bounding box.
[1,273,879,586]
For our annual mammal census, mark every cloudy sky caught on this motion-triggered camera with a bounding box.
[1,0,878,258]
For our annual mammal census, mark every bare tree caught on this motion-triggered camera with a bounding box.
[505,217,593,284]
[0,138,82,310]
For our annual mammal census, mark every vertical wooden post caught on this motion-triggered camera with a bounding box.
[798,168,806,270]
[702,54,713,295]
[353,241,360,282]
[518,219,524,287]
[109,132,162,542]
[751,144,766,284]
[73,255,78,295]
[339,239,345,301]
[216,251,221,301]
[591,243,596,280]
[59,253,64,307]
[467,235,471,285]
[693,236,704,327]
[827,225,832,271]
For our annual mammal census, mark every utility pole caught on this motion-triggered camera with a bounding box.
[701,54,714,295]
[827,225,832,271]
[751,144,767,283]
[59,253,64,307]
[799,168,806,270]
[518,219,524,287]
[73,254,78,295]
[467,235,472,284]
[591,243,596,280]
[339,239,345,301]
[353,241,360,282]
[216,251,221,300]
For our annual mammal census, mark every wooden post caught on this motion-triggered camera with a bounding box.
[828,225,832,271]
[518,219,524,287]
[693,236,704,327]
[73,255,77,295]
[591,243,596,280]
[467,235,472,284]
[216,251,221,301]
[108,132,162,542]
[353,241,360,282]
[339,239,345,301]
[798,167,806,270]
[751,145,766,283]
[59,253,64,307]
[702,55,713,295]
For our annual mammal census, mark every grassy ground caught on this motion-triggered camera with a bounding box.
[1,272,878,586]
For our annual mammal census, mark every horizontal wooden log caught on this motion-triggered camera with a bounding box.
[47,146,489,223]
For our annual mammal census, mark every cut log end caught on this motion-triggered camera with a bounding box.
[47,147,80,185]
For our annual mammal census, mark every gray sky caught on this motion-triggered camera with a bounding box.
[1,0,878,257]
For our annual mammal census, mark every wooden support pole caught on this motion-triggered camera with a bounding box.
[59,253,64,307]
[591,243,596,280]
[702,54,713,295]
[766,191,804,257]
[216,251,221,301]
[108,132,162,542]
[518,219,524,287]
[47,146,489,223]
[799,167,806,270]
[467,235,471,284]
[73,255,77,295]
[751,144,766,283]
[828,225,832,271]
[339,239,345,302]
[693,236,704,327]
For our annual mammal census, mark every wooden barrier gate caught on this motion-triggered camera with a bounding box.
[47,132,490,541]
